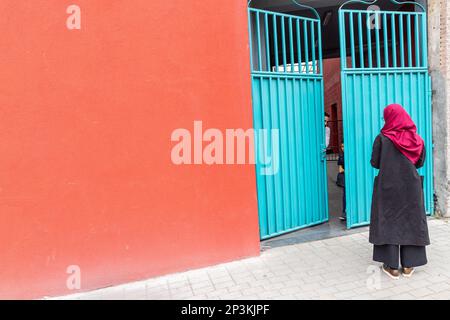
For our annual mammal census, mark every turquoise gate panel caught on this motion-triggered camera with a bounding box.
[248,5,328,239]
[339,1,433,229]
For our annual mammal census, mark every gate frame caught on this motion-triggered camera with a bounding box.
[247,0,329,239]
[338,0,434,228]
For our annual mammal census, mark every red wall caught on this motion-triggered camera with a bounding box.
[0,0,260,299]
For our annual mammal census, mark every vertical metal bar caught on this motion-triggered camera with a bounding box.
[401,72,405,106]
[280,78,290,229]
[283,77,292,229]
[393,71,397,103]
[349,12,356,68]
[427,76,433,212]
[296,19,302,73]
[288,77,299,228]
[319,78,328,221]
[386,70,391,102]
[367,12,373,68]
[311,20,317,74]
[383,13,389,68]
[415,14,420,68]
[268,78,277,233]
[351,73,358,224]
[281,16,287,72]
[252,76,267,237]
[258,76,269,235]
[360,73,368,222]
[311,78,320,223]
[273,15,279,72]
[304,19,310,73]
[422,13,428,67]
[358,12,364,69]
[289,17,295,73]
[298,78,306,226]
[341,73,349,226]
[304,78,311,224]
[318,20,323,75]
[339,10,347,70]
[407,13,413,67]
[417,72,423,176]
[256,12,262,71]
[293,78,303,227]
[264,76,276,234]
[274,77,283,232]
[265,13,271,72]
[248,10,254,72]
[399,14,405,67]
[375,11,381,68]
[391,13,397,68]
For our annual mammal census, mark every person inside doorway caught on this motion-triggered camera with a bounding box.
[336,142,346,221]
[324,112,331,150]
[369,104,430,280]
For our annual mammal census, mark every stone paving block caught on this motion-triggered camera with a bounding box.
[427,281,450,293]
[206,288,230,299]
[123,283,147,300]
[190,279,213,290]
[370,289,396,299]
[220,291,248,300]
[335,281,359,292]
[391,293,415,300]
[351,294,374,300]
[146,290,171,300]
[147,284,170,294]
[241,286,265,296]
[257,291,283,299]
[390,284,414,295]
[192,285,216,296]
[262,282,286,291]
[99,287,125,300]
[268,275,291,284]
[279,286,302,295]
[227,283,252,293]
[187,294,209,300]
[168,279,190,290]
[410,287,435,298]
[333,289,358,299]
[210,275,234,285]
[169,285,194,299]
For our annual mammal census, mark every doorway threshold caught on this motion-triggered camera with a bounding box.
[260,222,369,251]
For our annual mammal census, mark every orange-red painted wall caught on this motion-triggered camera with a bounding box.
[0,0,260,299]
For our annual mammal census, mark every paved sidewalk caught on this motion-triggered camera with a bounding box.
[56,219,450,300]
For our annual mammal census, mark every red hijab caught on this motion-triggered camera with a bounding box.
[381,104,424,165]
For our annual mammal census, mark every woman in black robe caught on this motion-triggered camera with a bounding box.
[369,104,430,279]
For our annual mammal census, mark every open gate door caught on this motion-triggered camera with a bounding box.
[339,0,434,229]
[248,2,329,239]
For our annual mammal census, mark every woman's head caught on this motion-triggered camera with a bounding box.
[381,104,424,164]
[383,104,416,131]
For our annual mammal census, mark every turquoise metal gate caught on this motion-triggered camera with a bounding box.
[248,2,328,239]
[339,0,433,228]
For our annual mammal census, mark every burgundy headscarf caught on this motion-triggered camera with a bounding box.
[381,104,424,165]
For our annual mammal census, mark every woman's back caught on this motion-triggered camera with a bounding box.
[369,134,429,246]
